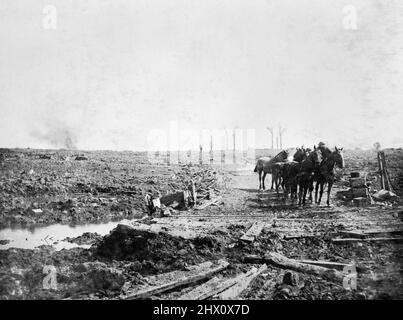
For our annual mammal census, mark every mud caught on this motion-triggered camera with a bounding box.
[0,149,225,228]
[1,148,403,300]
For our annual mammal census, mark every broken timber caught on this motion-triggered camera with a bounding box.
[337,229,403,239]
[178,264,267,300]
[297,260,354,271]
[240,222,264,242]
[283,234,321,240]
[194,196,222,210]
[124,260,229,300]
[215,264,268,299]
[244,253,344,283]
[331,237,403,244]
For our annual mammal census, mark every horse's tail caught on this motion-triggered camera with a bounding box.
[253,165,258,172]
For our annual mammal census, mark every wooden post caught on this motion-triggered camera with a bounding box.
[377,152,385,189]
[187,149,191,164]
[267,127,274,149]
[233,130,236,164]
[199,145,203,165]
[380,151,393,191]
[210,135,213,165]
[166,150,170,166]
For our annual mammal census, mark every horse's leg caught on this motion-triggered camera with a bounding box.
[308,178,313,203]
[271,174,274,190]
[302,183,308,205]
[327,180,333,206]
[315,181,319,204]
[318,182,324,205]
[258,170,262,190]
[298,180,303,206]
[294,179,298,199]
[283,180,288,200]
[273,172,281,197]
[262,172,267,190]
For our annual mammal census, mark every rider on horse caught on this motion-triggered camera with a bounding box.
[317,141,331,162]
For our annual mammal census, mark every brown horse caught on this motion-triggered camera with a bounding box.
[314,147,344,206]
[254,150,289,190]
[282,147,311,200]
[297,148,321,206]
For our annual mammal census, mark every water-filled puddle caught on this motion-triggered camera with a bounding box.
[0,219,135,250]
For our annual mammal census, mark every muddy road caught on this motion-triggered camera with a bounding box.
[1,148,403,300]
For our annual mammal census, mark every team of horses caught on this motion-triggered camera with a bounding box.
[254,146,344,206]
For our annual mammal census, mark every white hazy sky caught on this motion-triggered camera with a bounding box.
[0,0,402,151]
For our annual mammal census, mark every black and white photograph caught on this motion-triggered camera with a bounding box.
[0,0,403,306]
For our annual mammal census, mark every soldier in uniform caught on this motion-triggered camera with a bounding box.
[317,141,331,162]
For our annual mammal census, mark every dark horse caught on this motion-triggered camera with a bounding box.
[314,147,344,206]
[254,150,289,190]
[297,148,320,206]
[282,147,311,200]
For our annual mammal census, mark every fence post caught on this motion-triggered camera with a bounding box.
[199,145,203,165]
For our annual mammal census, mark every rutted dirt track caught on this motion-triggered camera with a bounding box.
[0,148,403,300]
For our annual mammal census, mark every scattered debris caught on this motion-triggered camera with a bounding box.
[244,252,345,284]
[372,189,399,202]
[283,234,321,240]
[0,148,402,300]
[297,260,354,271]
[0,239,11,245]
[63,232,102,245]
[331,237,403,244]
[194,196,223,210]
[215,264,268,300]
[240,222,264,243]
[124,260,229,300]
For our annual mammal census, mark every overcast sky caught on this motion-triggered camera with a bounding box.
[0,0,402,151]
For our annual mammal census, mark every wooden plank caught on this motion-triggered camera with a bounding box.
[331,237,403,244]
[363,229,403,236]
[240,222,264,242]
[297,259,366,273]
[178,266,261,300]
[297,260,352,271]
[351,187,368,198]
[338,229,403,239]
[350,177,366,188]
[337,230,366,239]
[124,260,229,300]
[244,253,344,283]
[284,234,321,240]
[177,276,224,300]
[242,254,364,273]
[194,196,222,210]
[215,264,268,300]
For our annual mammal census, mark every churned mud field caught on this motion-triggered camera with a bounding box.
[1,148,403,300]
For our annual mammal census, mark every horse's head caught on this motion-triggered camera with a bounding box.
[332,147,344,168]
[305,148,320,165]
[280,150,289,160]
[293,147,308,162]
